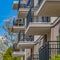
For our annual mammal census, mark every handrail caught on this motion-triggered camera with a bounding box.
[39,41,60,50]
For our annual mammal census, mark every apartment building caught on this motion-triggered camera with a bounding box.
[8,0,60,60]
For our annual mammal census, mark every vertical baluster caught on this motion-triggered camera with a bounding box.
[13,18,15,25]
[18,31,20,42]
[18,0,20,10]
[31,0,34,8]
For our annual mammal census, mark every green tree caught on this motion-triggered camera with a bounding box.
[3,47,21,60]
[50,54,60,60]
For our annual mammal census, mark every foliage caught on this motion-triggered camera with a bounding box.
[50,54,60,60]
[50,35,60,60]
[3,47,21,60]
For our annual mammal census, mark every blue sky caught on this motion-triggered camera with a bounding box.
[0,0,18,36]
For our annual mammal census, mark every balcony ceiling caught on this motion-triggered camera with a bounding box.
[36,0,60,16]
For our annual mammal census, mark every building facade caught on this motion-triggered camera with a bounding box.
[8,0,60,60]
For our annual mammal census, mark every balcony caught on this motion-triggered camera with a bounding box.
[18,7,34,18]
[17,35,35,48]
[35,0,60,16]
[12,0,27,10]
[9,18,25,33]
[17,0,34,18]
[39,41,60,60]
[25,17,51,35]
[12,43,25,57]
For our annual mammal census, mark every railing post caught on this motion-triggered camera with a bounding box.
[13,18,15,25]
[18,31,20,42]
[31,0,34,8]
[18,0,20,10]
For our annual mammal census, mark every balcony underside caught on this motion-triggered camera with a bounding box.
[18,41,35,48]
[18,8,34,18]
[12,52,25,57]
[36,0,60,16]
[13,1,18,10]
[9,26,25,33]
[25,23,51,35]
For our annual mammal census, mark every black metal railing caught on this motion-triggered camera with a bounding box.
[13,43,25,51]
[39,41,60,60]
[18,33,34,42]
[38,0,44,7]
[18,0,21,9]
[26,0,34,28]
[26,15,50,28]
[23,35,34,41]
[18,0,32,9]
[13,43,19,51]
[18,31,20,42]
[26,7,33,28]
[13,18,25,26]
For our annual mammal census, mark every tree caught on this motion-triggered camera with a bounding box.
[2,18,18,44]
[50,54,60,60]
[3,47,21,60]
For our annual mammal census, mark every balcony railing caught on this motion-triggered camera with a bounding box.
[13,43,19,51]
[38,0,44,7]
[13,18,25,26]
[23,35,34,41]
[18,0,33,9]
[18,32,34,42]
[26,14,51,28]
[13,43,25,51]
[18,30,34,42]
[26,8,32,28]
[39,41,60,60]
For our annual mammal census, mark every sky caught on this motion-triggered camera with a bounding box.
[0,0,18,36]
